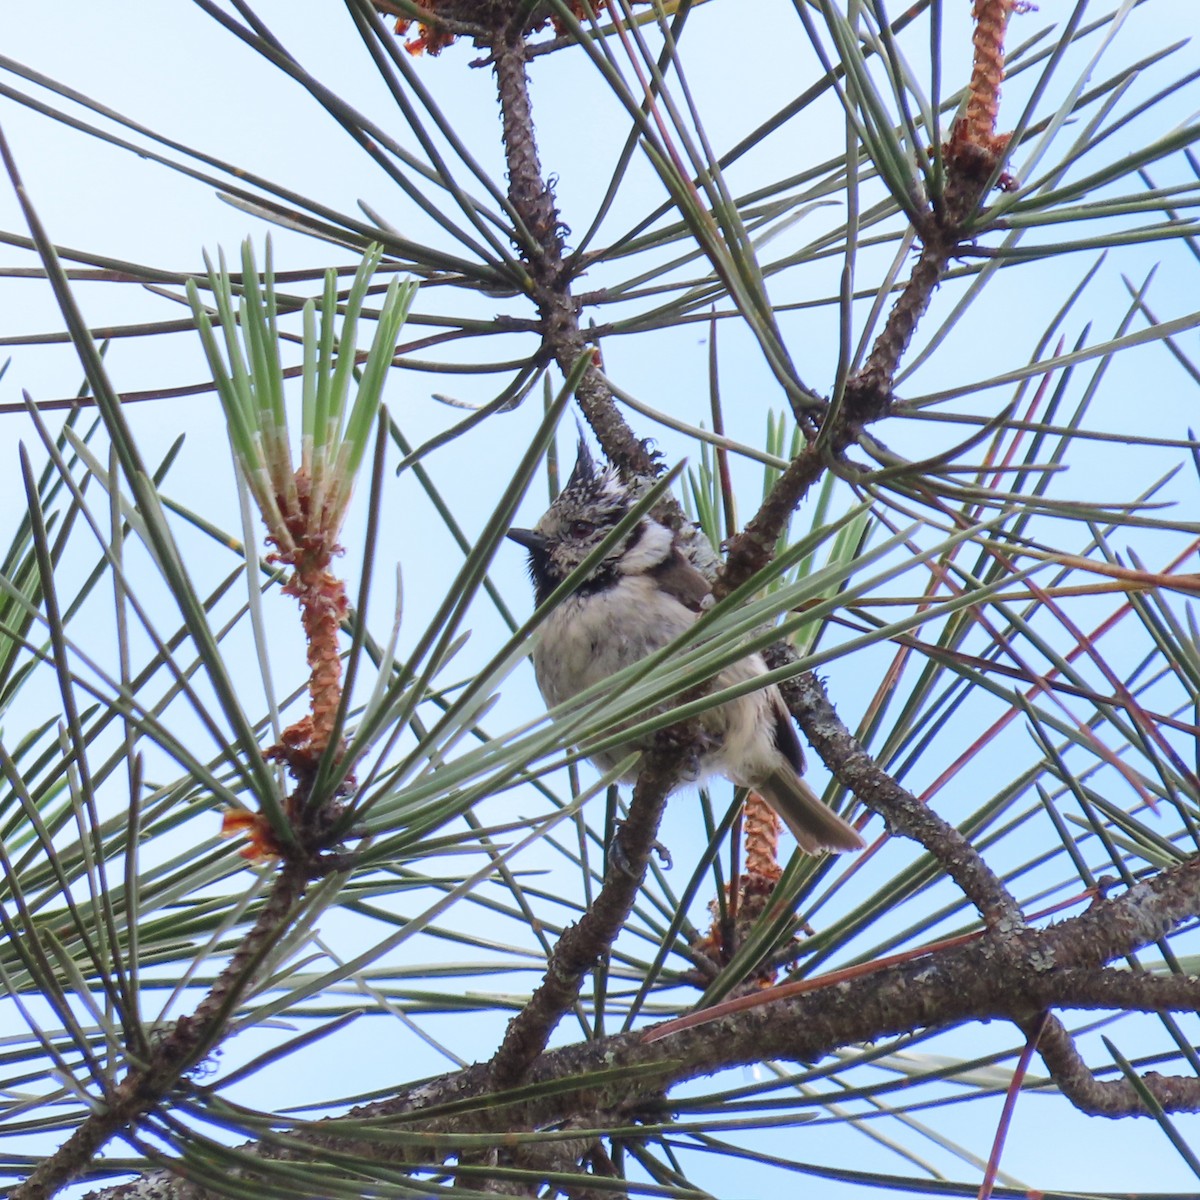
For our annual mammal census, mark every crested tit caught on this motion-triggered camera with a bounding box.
[507,440,864,855]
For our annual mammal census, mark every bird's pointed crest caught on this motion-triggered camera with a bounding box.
[563,425,622,505]
[567,431,596,491]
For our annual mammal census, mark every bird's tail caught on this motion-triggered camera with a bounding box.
[757,771,865,854]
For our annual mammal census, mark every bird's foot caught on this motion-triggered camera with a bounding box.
[609,821,672,877]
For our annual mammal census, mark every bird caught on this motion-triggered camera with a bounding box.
[507,438,864,855]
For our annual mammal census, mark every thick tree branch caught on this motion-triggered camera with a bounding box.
[88,857,1200,1199]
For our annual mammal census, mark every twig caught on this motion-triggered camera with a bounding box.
[1026,989,1200,1117]
[478,19,719,1100]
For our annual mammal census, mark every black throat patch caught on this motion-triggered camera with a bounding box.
[527,521,644,607]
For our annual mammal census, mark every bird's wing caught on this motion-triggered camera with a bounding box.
[769,696,807,775]
[647,548,713,614]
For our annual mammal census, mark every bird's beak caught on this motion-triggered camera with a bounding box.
[507,528,548,552]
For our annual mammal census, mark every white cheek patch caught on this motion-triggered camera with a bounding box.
[617,521,674,574]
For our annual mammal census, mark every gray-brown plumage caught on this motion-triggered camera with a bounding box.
[507,440,863,855]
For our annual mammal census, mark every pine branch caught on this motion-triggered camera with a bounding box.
[488,25,661,482]
[85,855,1200,1199]
[487,746,676,1088]
[19,864,311,1200]
[768,652,1023,927]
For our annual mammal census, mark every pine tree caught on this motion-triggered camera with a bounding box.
[2,2,1200,1196]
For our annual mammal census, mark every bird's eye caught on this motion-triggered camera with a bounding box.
[569,520,595,537]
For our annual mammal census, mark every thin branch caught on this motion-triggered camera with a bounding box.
[487,749,676,1088]
[18,864,311,1200]
[718,0,1016,594]
[488,27,659,480]
[767,653,1023,927]
[1030,1007,1200,1117]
